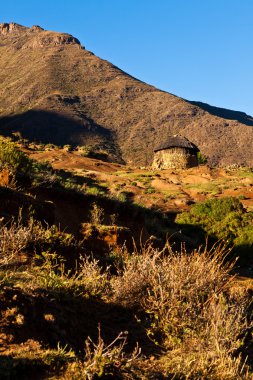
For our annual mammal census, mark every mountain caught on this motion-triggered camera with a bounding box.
[1,22,253,166]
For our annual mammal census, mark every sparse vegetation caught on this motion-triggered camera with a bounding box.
[45,143,58,151]
[77,145,92,157]
[2,21,253,379]
[65,329,140,379]
[112,242,252,379]
[85,185,107,196]
[0,139,253,378]
[31,254,110,299]
[63,144,72,152]
[89,203,105,225]
[0,216,32,267]
[197,151,208,165]
[0,219,252,379]
[145,187,155,194]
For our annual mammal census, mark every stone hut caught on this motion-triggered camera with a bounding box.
[152,135,199,169]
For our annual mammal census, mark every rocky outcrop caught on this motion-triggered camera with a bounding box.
[0,23,81,48]
[24,31,81,48]
[0,22,26,35]
[30,25,44,33]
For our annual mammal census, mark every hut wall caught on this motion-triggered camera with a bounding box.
[152,147,198,169]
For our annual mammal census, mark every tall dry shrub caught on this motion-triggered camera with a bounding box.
[0,217,33,266]
[112,242,252,379]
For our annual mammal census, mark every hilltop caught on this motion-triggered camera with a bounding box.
[1,23,253,166]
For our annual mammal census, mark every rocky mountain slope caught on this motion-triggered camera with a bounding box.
[0,22,253,166]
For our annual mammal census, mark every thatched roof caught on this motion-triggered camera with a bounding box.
[154,135,199,153]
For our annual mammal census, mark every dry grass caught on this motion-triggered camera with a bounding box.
[65,328,141,380]
[0,216,33,267]
[0,213,252,379]
[111,242,252,379]
[30,254,110,298]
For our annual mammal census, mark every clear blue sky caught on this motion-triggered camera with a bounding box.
[2,0,253,116]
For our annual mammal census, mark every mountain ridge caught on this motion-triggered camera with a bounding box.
[0,22,253,166]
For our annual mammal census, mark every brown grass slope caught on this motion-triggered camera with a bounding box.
[1,22,253,166]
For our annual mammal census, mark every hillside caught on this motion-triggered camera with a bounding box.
[0,138,253,379]
[1,22,253,166]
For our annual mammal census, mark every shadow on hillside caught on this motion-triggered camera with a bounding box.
[0,186,55,225]
[0,110,124,163]
[0,355,47,380]
[30,185,176,242]
[189,100,253,126]
[56,168,110,194]
[0,110,108,145]
[32,181,253,264]
[34,184,251,270]
[0,287,156,356]
[2,182,252,270]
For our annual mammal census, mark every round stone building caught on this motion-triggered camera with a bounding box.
[152,135,199,169]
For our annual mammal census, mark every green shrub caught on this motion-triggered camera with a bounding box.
[85,186,105,196]
[197,151,208,165]
[0,138,57,187]
[0,137,32,177]
[77,145,92,157]
[176,197,253,255]
[63,144,72,152]
[45,144,57,151]
[115,191,130,202]
[145,187,155,194]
